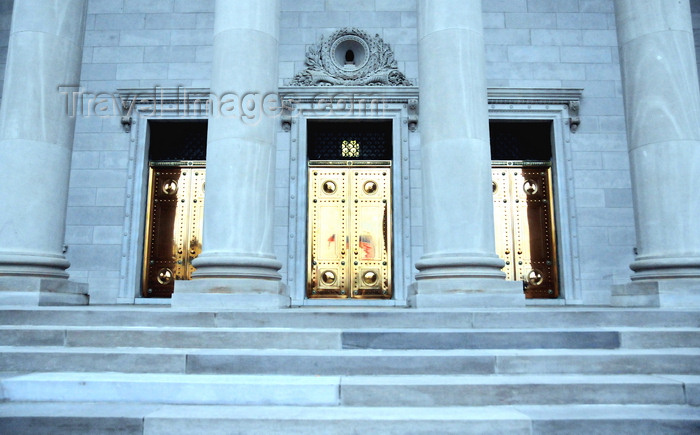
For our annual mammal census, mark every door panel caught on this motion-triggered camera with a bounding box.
[308,164,392,299]
[143,163,205,297]
[492,162,558,298]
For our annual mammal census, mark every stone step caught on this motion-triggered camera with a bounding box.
[1,325,697,350]
[1,307,699,329]
[1,373,696,407]
[1,347,698,375]
[1,403,698,435]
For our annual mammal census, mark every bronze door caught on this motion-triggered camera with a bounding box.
[492,162,558,298]
[143,162,205,297]
[307,162,392,299]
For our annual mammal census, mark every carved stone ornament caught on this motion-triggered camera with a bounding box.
[290,28,412,87]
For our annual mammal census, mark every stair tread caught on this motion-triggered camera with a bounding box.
[1,402,698,420]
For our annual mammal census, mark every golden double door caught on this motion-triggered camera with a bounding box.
[143,162,205,297]
[492,161,558,298]
[307,162,392,299]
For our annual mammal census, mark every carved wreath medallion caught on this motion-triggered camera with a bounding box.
[290,28,412,86]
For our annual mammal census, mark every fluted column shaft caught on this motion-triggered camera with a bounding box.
[410,0,521,307]
[173,0,286,308]
[0,0,88,304]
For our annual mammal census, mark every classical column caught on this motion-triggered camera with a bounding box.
[409,0,522,307]
[612,0,700,307]
[172,0,287,309]
[0,0,88,305]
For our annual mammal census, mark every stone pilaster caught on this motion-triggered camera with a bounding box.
[612,0,700,307]
[409,0,522,307]
[0,0,88,305]
[172,0,287,309]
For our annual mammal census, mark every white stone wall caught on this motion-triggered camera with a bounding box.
[477,0,633,304]
[33,0,697,304]
[67,0,215,302]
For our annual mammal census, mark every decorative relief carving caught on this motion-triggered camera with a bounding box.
[290,28,412,87]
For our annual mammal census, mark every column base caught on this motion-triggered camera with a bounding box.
[408,278,524,308]
[0,277,88,306]
[612,279,700,308]
[172,278,289,310]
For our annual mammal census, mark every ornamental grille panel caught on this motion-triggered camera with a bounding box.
[489,121,552,161]
[149,121,207,161]
[492,162,559,299]
[307,120,392,161]
[307,163,392,299]
[143,163,205,298]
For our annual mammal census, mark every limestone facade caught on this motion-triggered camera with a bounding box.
[0,0,699,307]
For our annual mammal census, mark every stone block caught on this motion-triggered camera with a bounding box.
[401,11,417,27]
[299,12,350,28]
[92,226,124,244]
[383,27,417,45]
[326,0,373,11]
[482,0,527,13]
[65,226,94,244]
[580,0,614,13]
[174,0,214,13]
[505,13,557,29]
[145,13,198,30]
[144,46,197,63]
[92,46,144,63]
[482,12,506,29]
[0,277,88,306]
[281,0,324,12]
[98,151,129,169]
[348,12,402,28]
[186,351,497,375]
[376,0,416,12]
[116,62,169,80]
[170,29,212,46]
[168,63,211,80]
[585,63,622,80]
[66,206,125,226]
[583,29,619,46]
[95,13,146,30]
[88,0,125,14]
[80,63,117,80]
[507,46,560,62]
[531,29,582,45]
[497,350,700,374]
[69,170,128,188]
[340,375,685,406]
[571,133,627,151]
[485,28,532,45]
[604,188,633,208]
[66,245,122,271]
[528,0,579,13]
[0,349,185,373]
[1,373,340,406]
[561,46,612,63]
[532,62,586,80]
[574,169,630,189]
[196,13,214,29]
[119,30,171,46]
[172,279,289,310]
[195,46,213,62]
[124,0,172,13]
[557,12,609,30]
[341,330,620,350]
